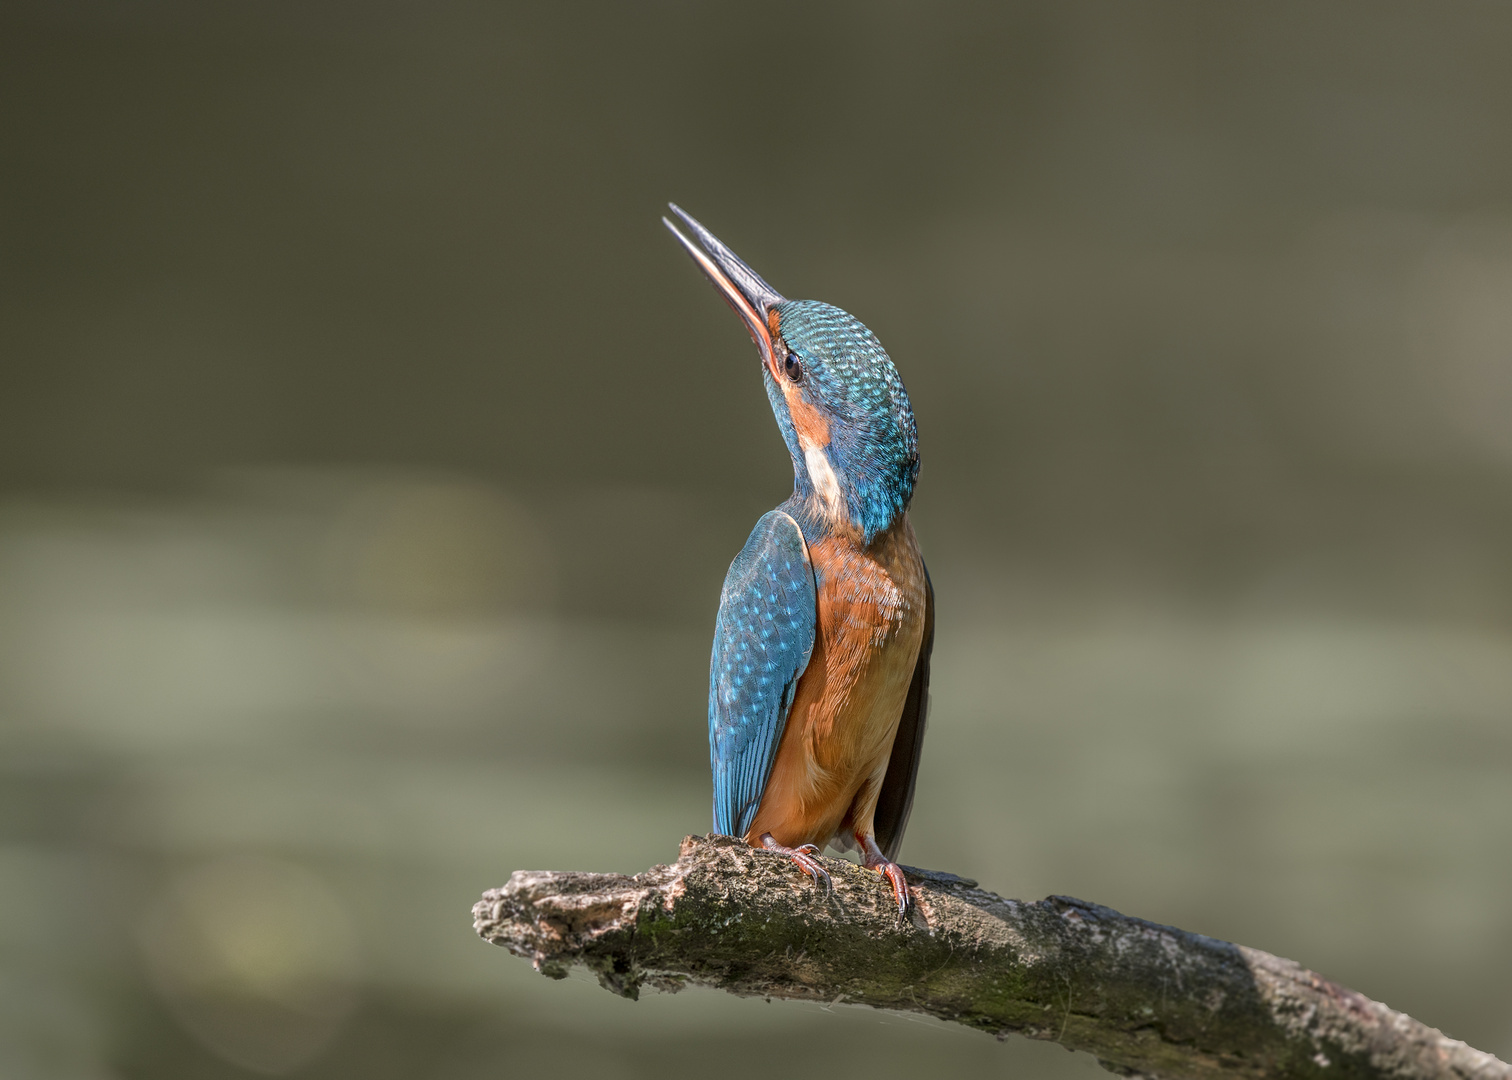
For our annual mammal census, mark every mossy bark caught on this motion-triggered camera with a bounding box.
[473,835,1507,1080]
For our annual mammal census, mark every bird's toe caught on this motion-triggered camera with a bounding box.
[876,859,911,916]
[856,832,913,916]
[761,834,834,895]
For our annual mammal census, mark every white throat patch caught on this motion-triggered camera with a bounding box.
[802,440,845,523]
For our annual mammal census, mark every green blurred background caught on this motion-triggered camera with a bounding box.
[3,2,1511,1077]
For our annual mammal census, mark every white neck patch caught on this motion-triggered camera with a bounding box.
[802,440,845,524]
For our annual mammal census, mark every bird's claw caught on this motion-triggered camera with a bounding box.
[876,860,912,917]
[789,849,835,895]
[761,834,833,895]
[857,833,913,917]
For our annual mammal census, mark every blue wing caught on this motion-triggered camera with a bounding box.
[708,510,817,838]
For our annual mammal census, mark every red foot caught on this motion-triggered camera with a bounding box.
[760,833,833,895]
[858,832,912,916]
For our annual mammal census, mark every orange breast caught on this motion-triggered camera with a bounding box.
[745,515,927,851]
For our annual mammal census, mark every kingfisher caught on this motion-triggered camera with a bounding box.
[663,205,934,914]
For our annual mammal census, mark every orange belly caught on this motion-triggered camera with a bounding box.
[744,515,927,851]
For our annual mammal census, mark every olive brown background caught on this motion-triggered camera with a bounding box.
[3,3,1511,1078]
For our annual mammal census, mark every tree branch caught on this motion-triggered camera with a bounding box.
[472,835,1507,1080]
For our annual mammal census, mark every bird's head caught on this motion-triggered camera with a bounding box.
[664,204,918,545]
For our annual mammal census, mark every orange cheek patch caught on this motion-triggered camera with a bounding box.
[784,389,830,448]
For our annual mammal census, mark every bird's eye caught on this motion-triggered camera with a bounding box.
[783,353,804,383]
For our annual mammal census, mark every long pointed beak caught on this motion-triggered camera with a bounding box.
[663,203,787,374]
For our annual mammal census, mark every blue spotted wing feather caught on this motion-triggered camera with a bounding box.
[709,510,817,838]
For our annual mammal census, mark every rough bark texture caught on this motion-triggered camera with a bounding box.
[473,835,1507,1080]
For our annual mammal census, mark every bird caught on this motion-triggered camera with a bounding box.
[663,204,934,915]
